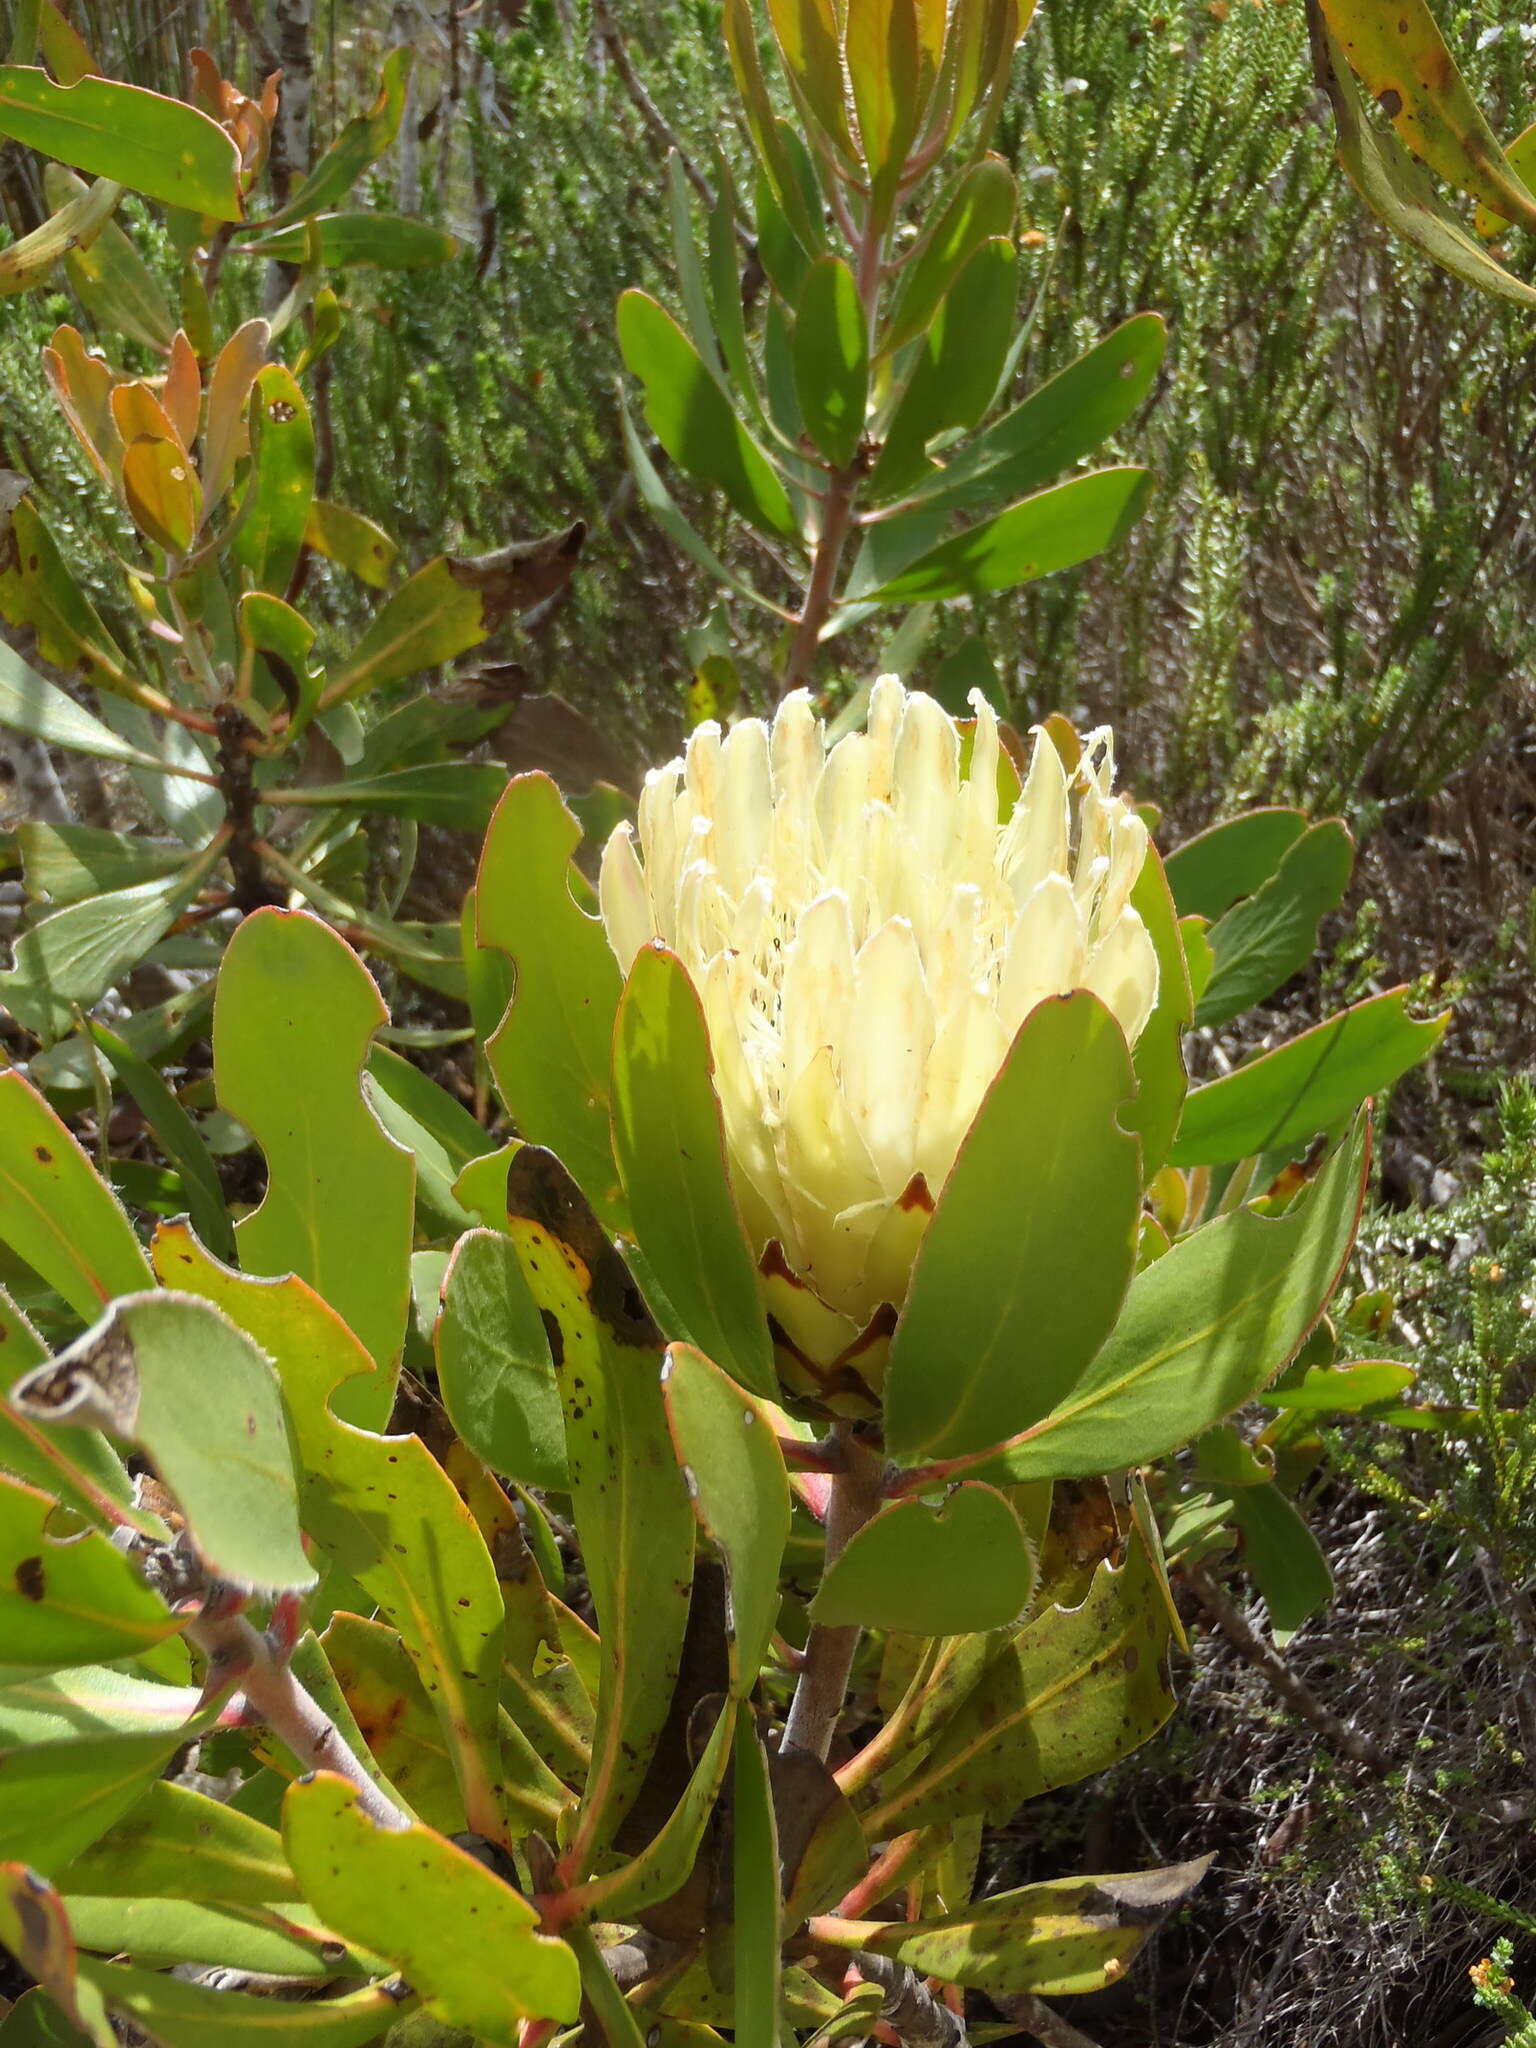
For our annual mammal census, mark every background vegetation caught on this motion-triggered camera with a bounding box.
[2,0,1535,2041]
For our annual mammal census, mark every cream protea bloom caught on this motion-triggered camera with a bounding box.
[599,677,1158,1367]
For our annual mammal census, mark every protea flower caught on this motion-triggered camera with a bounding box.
[598,677,1158,1391]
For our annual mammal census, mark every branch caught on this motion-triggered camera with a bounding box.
[1184,1563,1388,1774]
[781,1430,886,1762]
[856,1955,966,2048]
[989,1993,1105,2048]
[186,1606,411,1831]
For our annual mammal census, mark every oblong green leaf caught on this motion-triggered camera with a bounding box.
[0,1472,178,1667]
[0,1073,152,1319]
[12,1290,315,1595]
[0,643,177,777]
[977,1120,1369,1482]
[55,1779,297,1904]
[863,466,1150,603]
[320,557,486,709]
[229,366,315,596]
[214,907,415,1373]
[1319,0,1536,225]
[794,256,869,470]
[434,1227,567,1491]
[0,175,119,296]
[477,774,625,1231]
[611,946,775,1399]
[0,68,241,217]
[0,1728,201,1878]
[1170,991,1447,1167]
[868,236,1017,500]
[882,156,1017,357]
[811,1483,1037,1634]
[255,48,413,229]
[661,1344,790,1692]
[1163,806,1308,922]
[237,212,457,269]
[904,311,1167,521]
[1196,821,1353,1028]
[503,1147,695,1864]
[863,1531,1176,1834]
[617,290,798,542]
[885,992,1141,1464]
[283,1774,580,2036]
[261,763,509,833]
[1230,1481,1332,1647]
[75,1962,411,2047]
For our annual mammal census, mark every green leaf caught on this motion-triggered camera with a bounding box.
[0,1289,132,1525]
[0,1471,178,1666]
[812,1483,1038,1634]
[237,212,457,268]
[1163,807,1308,922]
[1196,822,1354,1028]
[0,1989,98,2045]
[229,366,315,596]
[502,1147,695,1863]
[61,1895,375,1979]
[283,1774,580,2035]
[312,1615,460,1834]
[661,1344,790,1692]
[0,1728,203,1878]
[364,1046,493,1239]
[0,643,180,778]
[666,152,722,375]
[16,825,186,907]
[794,256,869,470]
[845,0,923,216]
[257,49,413,228]
[0,174,120,297]
[0,68,241,217]
[1316,29,1536,307]
[55,1779,298,1904]
[148,1228,509,1832]
[1231,1483,1332,1647]
[51,178,173,346]
[862,1533,1177,1835]
[565,1925,649,2048]
[0,1866,113,2048]
[976,1121,1369,1483]
[869,237,1017,500]
[477,774,626,1230]
[731,1716,781,2048]
[617,290,798,542]
[434,1228,567,1491]
[619,394,790,619]
[1319,0,1536,224]
[320,558,486,709]
[561,1700,735,1926]
[1,854,217,1047]
[885,993,1141,1464]
[612,947,776,1399]
[1169,992,1447,1167]
[1263,1359,1415,1413]
[263,763,510,833]
[304,499,398,588]
[883,157,1017,357]
[10,1291,315,1596]
[0,499,141,702]
[0,1072,152,1319]
[816,1856,1212,1996]
[862,467,1150,603]
[215,907,415,1372]
[904,311,1167,521]
[75,1961,411,2047]
[87,1021,235,1261]
[286,1628,420,1825]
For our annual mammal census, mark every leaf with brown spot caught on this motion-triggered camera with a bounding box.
[503,1147,695,1869]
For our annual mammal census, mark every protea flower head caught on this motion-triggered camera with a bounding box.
[599,677,1158,1395]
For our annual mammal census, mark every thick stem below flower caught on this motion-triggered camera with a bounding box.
[782,1429,886,1763]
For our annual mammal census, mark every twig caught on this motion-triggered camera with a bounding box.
[856,1955,966,2047]
[186,1607,411,1832]
[782,1430,886,1762]
[590,0,742,244]
[1185,1563,1389,1774]
[990,1993,1105,2048]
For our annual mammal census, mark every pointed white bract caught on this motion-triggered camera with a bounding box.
[599,677,1159,1333]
